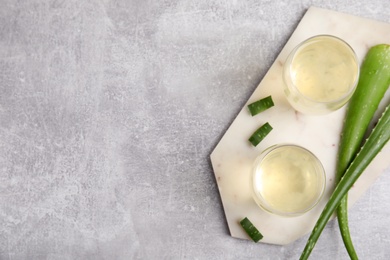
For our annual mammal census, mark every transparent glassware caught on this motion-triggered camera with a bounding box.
[251,144,326,217]
[283,35,359,115]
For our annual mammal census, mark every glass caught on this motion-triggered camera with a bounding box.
[283,35,359,115]
[251,144,326,217]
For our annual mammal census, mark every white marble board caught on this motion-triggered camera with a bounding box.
[210,6,390,245]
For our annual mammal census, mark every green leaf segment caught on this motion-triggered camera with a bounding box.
[300,44,390,260]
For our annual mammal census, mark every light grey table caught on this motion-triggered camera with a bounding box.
[1,1,390,259]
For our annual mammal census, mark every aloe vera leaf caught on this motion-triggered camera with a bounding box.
[300,104,390,260]
[335,44,390,259]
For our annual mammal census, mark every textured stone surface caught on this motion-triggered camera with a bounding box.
[1,0,390,259]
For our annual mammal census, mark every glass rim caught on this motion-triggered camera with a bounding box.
[283,34,360,106]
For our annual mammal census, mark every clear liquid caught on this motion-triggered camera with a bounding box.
[290,37,359,103]
[253,146,324,214]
